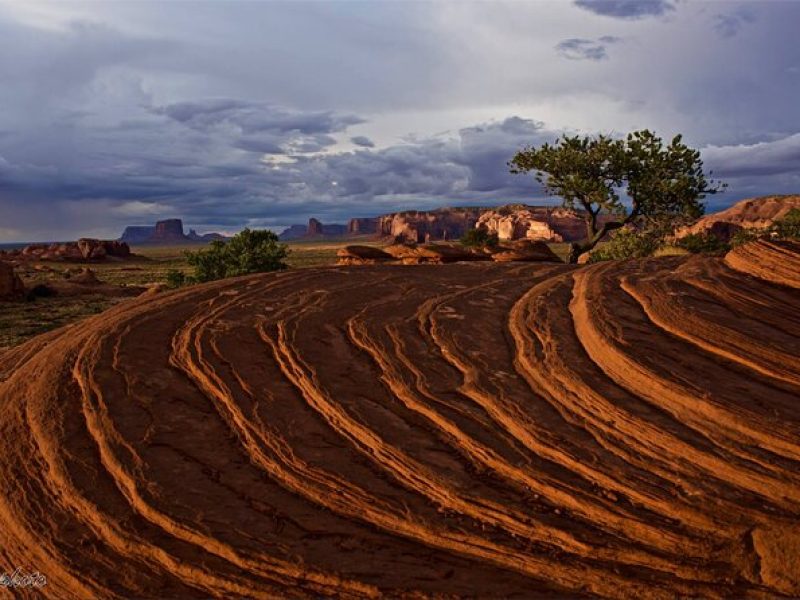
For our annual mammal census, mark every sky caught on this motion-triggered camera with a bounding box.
[0,0,799,241]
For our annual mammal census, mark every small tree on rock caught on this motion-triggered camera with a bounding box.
[510,130,725,263]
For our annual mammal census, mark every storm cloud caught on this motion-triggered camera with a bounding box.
[555,36,621,60]
[573,0,676,20]
[0,0,798,240]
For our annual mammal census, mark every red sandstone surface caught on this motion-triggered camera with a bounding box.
[0,242,799,598]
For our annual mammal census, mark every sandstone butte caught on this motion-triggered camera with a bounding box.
[0,238,799,598]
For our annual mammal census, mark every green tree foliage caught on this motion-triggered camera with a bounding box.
[588,228,663,263]
[509,130,725,262]
[185,228,289,283]
[730,208,800,247]
[460,228,499,248]
[773,208,800,239]
[676,232,730,254]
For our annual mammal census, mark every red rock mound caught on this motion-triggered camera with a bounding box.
[336,245,393,265]
[675,195,800,241]
[491,240,561,262]
[0,248,799,598]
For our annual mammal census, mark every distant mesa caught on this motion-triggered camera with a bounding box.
[278,218,348,241]
[120,219,228,245]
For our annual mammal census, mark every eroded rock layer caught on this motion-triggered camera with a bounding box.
[1,247,799,598]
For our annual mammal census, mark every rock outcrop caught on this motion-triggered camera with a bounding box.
[348,217,380,235]
[490,240,561,262]
[120,226,156,244]
[277,224,308,240]
[307,218,324,236]
[377,208,484,243]
[0,262,24,299]
[675,195,800,241]
[373,205,607,244]
[335,245,394,265]
[279,219,348,240]
[77,239,131,260]
[0,240,131,263]
[475,205,615,243]
[337,241,557,266]
[150,219,186,242]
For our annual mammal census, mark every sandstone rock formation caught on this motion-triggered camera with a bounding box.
[376,207,483,243]
[348,217,380,235]
[78,239,131,260]
[490,240,560,262]
[120,225,155,244]
[150,219,186,242]
[0,240,131,263]
[307,218,324,236]
[279,219,348,240]
[335,245,393,265]
[724,239,800,289]
[0,261,24,299]
[373,205,609,244]
[675,195,800,241]
[1,247,799,598]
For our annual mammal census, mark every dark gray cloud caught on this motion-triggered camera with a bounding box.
[350,136,375,148]
[713,10,756,39]
[556,36,621,60]
[573,0,676,19]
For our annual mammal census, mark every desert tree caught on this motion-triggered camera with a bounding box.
[509,130,725,262]
[186,228,289,283]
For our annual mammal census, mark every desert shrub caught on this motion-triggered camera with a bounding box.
[730,228,765,247]
[165,269,188,288]
[460,228,499,248]
[186,228,289,283]
[676,232,730,254]
[588,228,662,262]
[773,208,800,239]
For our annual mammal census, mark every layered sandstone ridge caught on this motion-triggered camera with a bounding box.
[1,241,799,598]
[675,195,800,240]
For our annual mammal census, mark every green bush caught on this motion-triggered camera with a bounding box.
[165,269,188,288]
[185,228,289,283]
[730,228,765,247]
[773,208,800,239]
[460,228,499,248]
[676,232,730,254]
[588,228,662,262]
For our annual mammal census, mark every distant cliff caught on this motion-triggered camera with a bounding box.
[364,205,602,244]
[278,218,348,241]
[284,206,601,244]
[120,219,228,244]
